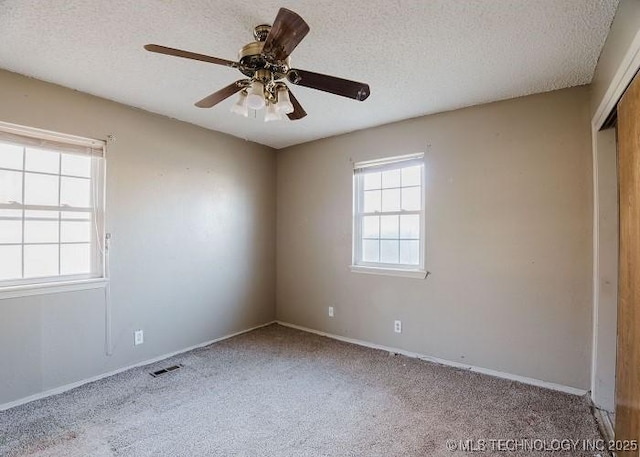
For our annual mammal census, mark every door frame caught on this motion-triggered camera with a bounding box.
[591,28,640,409]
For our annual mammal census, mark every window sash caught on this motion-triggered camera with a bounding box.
[353,155,425,270]
[354,212,423,268]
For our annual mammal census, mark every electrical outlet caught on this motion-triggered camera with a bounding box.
[328,306,334,317]
[394,320,402,333]
[134,330,144,346]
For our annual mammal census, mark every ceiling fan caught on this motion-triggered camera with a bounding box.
[144,8,370,122]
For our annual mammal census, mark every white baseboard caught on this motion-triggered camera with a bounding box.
[0,320,276,412]
[277,321,587,396]
[593,407,615,442]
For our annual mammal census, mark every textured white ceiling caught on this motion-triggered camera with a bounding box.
[0,0,618,149]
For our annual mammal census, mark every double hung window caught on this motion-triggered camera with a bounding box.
[352,153,425,277]
[0,122,105,287]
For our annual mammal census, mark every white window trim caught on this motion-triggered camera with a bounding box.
[0,121,107,296]
[351,153,427,279]
[0,278,108,300]
[349,264,428,279]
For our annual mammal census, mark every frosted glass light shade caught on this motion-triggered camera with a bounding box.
[275,88,294,114]
[230,91,249,117]
[264,102,283,122]
[246,82,265,110]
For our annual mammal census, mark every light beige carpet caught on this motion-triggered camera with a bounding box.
[0,324,603,456]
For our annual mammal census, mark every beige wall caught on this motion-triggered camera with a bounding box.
[277,86,593,389]
[591,0,640,116]
[0,70,276,406]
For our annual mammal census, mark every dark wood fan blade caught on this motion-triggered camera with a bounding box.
[262,8,310,62]
[195,81,244,108]
[287,69,370,101]
[144,44,237,68]
[286,88,307,120]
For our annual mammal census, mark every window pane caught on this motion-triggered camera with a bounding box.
[381,169,401,188]
[24,173,59,206]
[0,170,23,204]
[401,165,421,187]
[0,209,21,218]
[362,239,379,262]
[401,186,421,211]
[25,210,59,219]
[380,215,399,239]
[400,214,420,239]
[0,245,21,280]
[24,220,59,243]
[363,172,381,190]
[61,221,91,243]
[61,243,91,275]
[25,148,59,174]
[362,216,379,238]
[61,153,91,177]
[62,211,91,220]
[400,240,420,265]
[381,188,400,212]
[0,220,22,243]
[380,240,399,263]
[24,244,58,278]
[0,143,23,170]
[61,177,90,207]
[363,190,381,213]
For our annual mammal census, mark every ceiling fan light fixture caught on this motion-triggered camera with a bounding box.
[264,101,283,122]
[230,91,249,117]
[246,81,266,110]
[275,88,294,114]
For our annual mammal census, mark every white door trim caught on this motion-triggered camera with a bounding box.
[590,27,640,407]
[592,29,640,131]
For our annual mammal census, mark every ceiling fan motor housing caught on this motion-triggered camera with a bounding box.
[238,41,266,77]
[238,25,290,80]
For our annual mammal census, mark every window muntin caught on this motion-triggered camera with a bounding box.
[353,154,424,271]
[0,124,105,287]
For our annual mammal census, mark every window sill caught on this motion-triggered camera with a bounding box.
[0,278,108,300]
[349,265,428,279]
